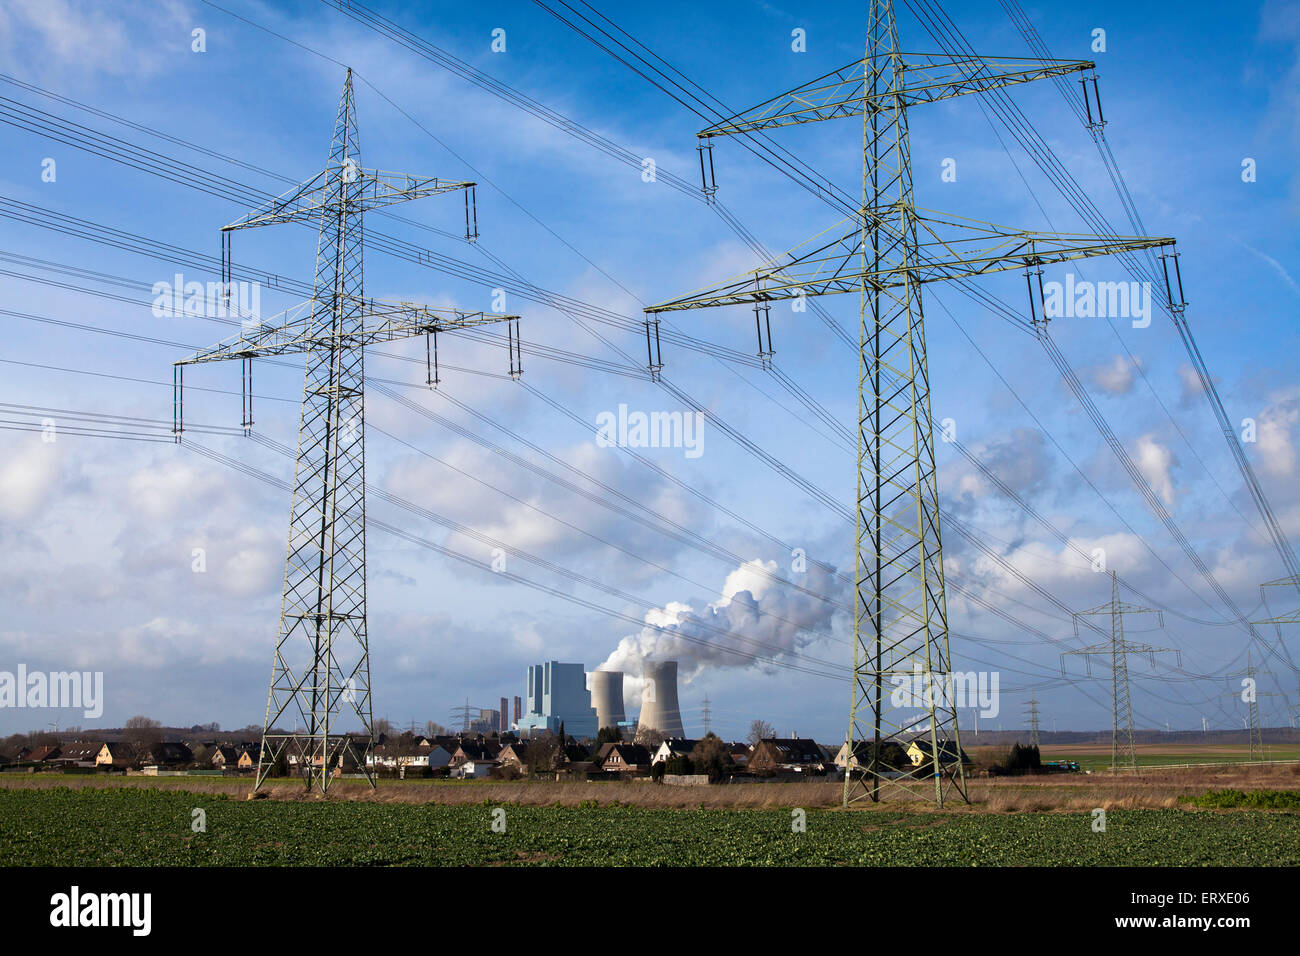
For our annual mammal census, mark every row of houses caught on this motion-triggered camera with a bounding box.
[0,740,261,771]
[2,733,970,779]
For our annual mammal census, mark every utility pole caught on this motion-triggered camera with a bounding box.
[450,699,479,734]
[1224,651,1281,761]
[1062,571,1179,773]
[1025,697,1041,749]
[173,70,523,794]
[643,0,1178,807]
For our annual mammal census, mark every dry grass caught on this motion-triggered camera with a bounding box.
[3,760,1297,812]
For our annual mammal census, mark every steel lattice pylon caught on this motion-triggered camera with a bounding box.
[1223,651,1281,761]
[1025,697,1041,749]
[1063,571,1177,773]
[173,70,522,793]
[645,0,1182,805]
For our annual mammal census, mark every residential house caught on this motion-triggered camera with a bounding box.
[26,744,62,764]
[594,742,651,774]
[53,742,106,768]
[748,737,829,774]
[237,743,260,770]
[453,759,498,779]
[651,738,699,766]
[139,742,194,767]
[728,742,750,768]
[211,745,242,770]
[904,738,971,770]
[96,742,133,769]
[497,741,531,773]
[450,740,501,767]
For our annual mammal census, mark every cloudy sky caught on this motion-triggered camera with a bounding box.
[1,0,1298,741]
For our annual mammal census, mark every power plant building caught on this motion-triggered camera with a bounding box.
[637,660,685,737]
[516,661,598,739]
[589,670,627,733]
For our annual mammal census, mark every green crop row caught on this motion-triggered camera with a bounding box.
[1,787,1298,866]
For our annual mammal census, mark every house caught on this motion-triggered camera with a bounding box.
[453,759,497,779]
[498,741,531,772]
[748,738,829,774]
[211,745,242,769]
[237,743,260,770]
[904,738,971,769]
[450,740,501,767]
[594,742,650,774]
[651,738,699,765]
[369,742,451,770]
[140,742,194,767]
[96,743,133,769]
[728,742,750,768]
[53,742,105,768]
[26,745,62,764]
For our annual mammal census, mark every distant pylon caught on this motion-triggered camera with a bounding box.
[173,69,522,793]
[1062,571,1179,773]
[1224,650,1281,761]
[701,695,712,736]
[1025,697,1041,749]
[643,0,1177,807]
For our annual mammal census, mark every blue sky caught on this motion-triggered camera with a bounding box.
[0,0,1298,742]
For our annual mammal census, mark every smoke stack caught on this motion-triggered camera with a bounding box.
[589,670,626,734]
[637,660,685,737]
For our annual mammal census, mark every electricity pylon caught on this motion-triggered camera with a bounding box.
[1062,571,1179,773]
[1025,697,1041,749]
[1224,652,1281,761]
[644,0,1179,806]
[172,69,522,793]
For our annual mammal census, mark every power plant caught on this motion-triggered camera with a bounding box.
[637,660,685,737]
[515,661,598,738]
[588,670,626,734]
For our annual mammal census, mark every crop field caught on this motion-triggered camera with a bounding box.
[1,786,1298,866]
[1040,744,1300,771]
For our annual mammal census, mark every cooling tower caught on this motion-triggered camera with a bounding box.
[637,660,685,737]
[589,670,626,733]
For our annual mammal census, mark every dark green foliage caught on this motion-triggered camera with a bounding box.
[1191,789,1300,809]
[1003,743,1041,772]
[2,787,1299,866]
[664,755,693,775]
[690,733,735,783]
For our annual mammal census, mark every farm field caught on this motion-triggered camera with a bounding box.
[1,785,1298,866]
[1040,743,1300,771]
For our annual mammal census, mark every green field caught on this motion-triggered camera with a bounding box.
[1,787,1298,866]
[1041,748,1300,772]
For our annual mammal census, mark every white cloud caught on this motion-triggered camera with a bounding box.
[0,439,60,521]
[1087,355,1141,396]
[1134,433,1179,506]
[1256,397,1300,478]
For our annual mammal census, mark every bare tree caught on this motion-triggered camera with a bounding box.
[634,725,666,750]
[123,715,163,761]
[747,719,775,745]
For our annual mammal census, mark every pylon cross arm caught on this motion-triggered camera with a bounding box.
[645,212,1171,313]
[175,295,518,365]
[224,168,474,232]
[701,53,1094,137]
[1255,610,1300,625]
